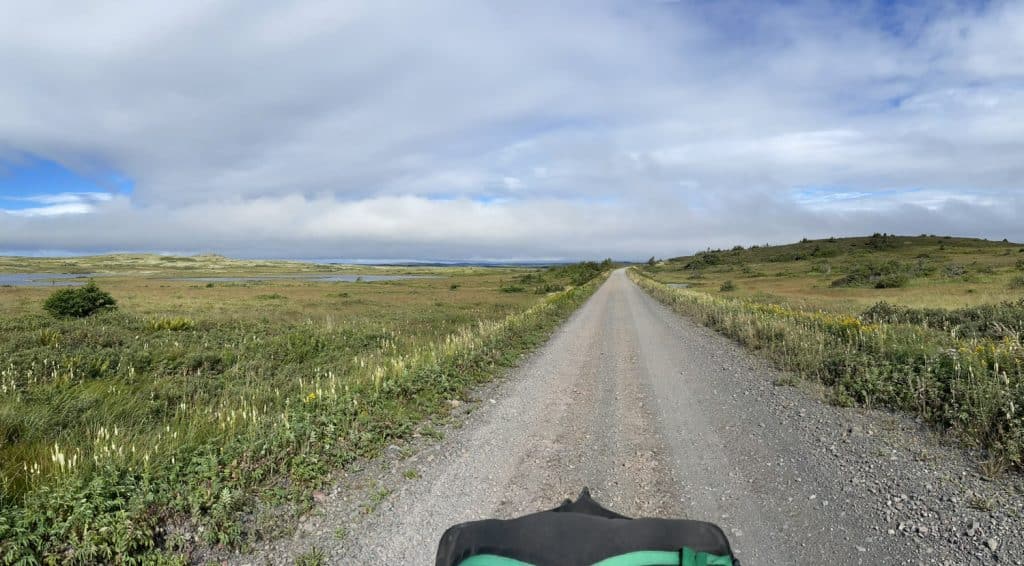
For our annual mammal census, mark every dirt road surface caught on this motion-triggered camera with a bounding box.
[234,269,1023,565]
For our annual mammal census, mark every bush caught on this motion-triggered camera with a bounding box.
[944,263,967,277]
[874,274,908,288]
[546,260,612,286]
[831,259,925,288]
[719,280,737,292]
[1010,275,1024,290]
[43,282,117,318]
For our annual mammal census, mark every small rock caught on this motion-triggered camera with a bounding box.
[986,538,999,551]
[488,398,496,404]
[447,399,462,408]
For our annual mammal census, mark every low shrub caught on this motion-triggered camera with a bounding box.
[719,280,737,292]
[685,252,723,269]
[42,282,117,318]
[547,260,613,285]
[874,274,908,289]
[831,259,927,288]
[861,299,1024,340]
[1010,275,1024,290]
[810,261,832,275]
[146,317,197,332]
[944,263,967,277]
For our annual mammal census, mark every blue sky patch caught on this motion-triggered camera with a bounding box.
[0,156,132,211]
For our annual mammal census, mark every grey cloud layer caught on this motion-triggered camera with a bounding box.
[1,0,1022,258]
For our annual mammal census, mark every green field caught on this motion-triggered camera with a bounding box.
[635,234,1024,476]
[0,255,609,563]
[643,234,1024,312]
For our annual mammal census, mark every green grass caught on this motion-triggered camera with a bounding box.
[630,242,1024,472]
[0,254,608,563]
[294,545,325,566]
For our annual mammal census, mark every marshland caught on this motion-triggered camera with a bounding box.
[0,254,610,562]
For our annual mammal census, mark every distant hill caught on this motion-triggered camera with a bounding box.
[644,234,1024,310]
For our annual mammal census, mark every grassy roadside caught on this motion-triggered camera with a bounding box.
[0,262,609,564]
[628,268,1023,473]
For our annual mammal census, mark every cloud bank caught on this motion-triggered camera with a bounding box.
[1,0,1022,258]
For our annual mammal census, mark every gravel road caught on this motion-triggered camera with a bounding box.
[233,269,1023,565]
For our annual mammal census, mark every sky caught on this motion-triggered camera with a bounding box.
[1,0,1022,260]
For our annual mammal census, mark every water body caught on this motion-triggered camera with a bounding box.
[0,273,100,287]
[174,274,441,283]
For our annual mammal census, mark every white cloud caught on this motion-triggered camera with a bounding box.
[0,1,1022,257]
[1,192,113,217]
[4,203,95,217]
[19,192,113,205]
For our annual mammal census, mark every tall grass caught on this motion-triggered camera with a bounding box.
[861,300,1024,340]
[0,273,608,563]
[629,269,1023,470]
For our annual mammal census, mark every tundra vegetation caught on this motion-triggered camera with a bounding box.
[634,235,1024,474]
[0,254,608,563]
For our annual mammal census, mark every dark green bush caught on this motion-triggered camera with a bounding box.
[874,274,908,288]
[685,252,723,269]
[42,282,117,318]
[719,280,737,292]
[546,260,612,286]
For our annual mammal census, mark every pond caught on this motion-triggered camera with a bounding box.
[0,273,100,287]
